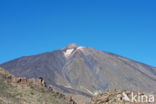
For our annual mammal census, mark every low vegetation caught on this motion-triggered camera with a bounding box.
[0,67,74,104]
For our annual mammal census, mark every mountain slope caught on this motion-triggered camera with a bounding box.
[0,67,76,104]
[0,44,156,97]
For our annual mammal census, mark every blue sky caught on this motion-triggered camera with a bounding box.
[0,0,156,66]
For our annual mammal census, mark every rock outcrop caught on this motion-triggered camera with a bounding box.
[13,77,47,87]
[90,89,155,104]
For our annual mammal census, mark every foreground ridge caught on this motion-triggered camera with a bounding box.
[0,67,77,104]
[89,89,155,104]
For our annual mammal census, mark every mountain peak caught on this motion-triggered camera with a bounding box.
[62,44,85,57]
[65,43,79,49]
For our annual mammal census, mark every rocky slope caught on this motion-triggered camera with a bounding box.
[89,89,156,104]
[0,67,76,104]
[0,44,156,99]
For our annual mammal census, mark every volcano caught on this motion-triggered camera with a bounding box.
[0,44,156,97]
